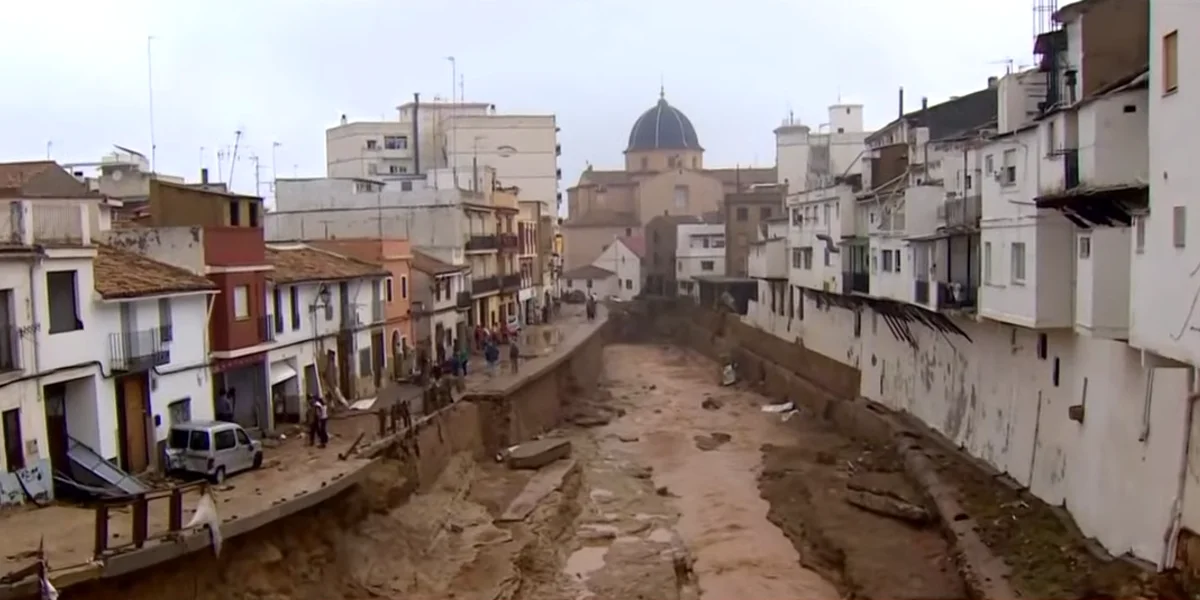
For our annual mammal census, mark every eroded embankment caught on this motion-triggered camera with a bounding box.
[612,299,1184,600]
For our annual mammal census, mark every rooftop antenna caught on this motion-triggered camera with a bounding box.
[227,129,243,189]
[989,58,1016,74]
[147,35,158,173]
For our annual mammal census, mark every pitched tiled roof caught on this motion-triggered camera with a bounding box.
[0,161,55,189]
[563,265,614,280]
[93,245,217,299]
[411,249,467,276]
[266,244,389,284]
[617,235,646,259]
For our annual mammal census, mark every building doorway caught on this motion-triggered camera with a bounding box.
[114,373,151,473]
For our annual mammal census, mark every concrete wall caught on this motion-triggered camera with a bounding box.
[660,298,1193,567]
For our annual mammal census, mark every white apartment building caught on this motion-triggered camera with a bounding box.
[775,104,869,196]
[735,0,1200,570]
[326,100,561,212]
[410,250,470,360]
[675,223,725,298]
[263,244,390,418]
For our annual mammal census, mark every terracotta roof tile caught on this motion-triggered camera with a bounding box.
[0,161,55,189]
[266,244,390,284]
[93,245,217,299]
[617,235,646,259]
[411,249,467,276]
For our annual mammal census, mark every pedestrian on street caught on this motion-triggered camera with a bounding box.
[308,395,329,448]
[484,339,500,377]
[457,345,470,376]
[509,339,521,374]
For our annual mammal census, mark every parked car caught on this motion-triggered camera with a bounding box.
[165,421,264,483]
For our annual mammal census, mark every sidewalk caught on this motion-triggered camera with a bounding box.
[462,306,604,395]
[0,427,371,586]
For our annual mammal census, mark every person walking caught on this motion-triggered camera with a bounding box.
[308,395,329,448]
[484,338,500,378]
[457,344,470,376]
[509,339,521,374]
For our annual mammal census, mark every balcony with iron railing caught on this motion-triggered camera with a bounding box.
[500,273,522,290]
[465,235,498,252]
[498,233,520,251]
[842,271,870,295]
[456,290,472,309]
[472,275,500,296]
[109,327,171,372]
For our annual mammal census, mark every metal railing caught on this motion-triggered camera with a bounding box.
[498,233,519,250]
[500,273,522,290]
[456,291,472,308]
[465,235,498,251]
[472,275,500,295]
[109,327,170,372]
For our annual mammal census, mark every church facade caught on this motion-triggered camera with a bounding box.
[562,93,775,272]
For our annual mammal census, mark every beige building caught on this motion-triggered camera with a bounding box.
[325,99,560,212]
[562,91,774,270]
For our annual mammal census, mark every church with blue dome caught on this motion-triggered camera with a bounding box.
[561,90,776,272]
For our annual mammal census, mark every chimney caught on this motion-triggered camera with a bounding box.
[898,87,905,117]
[921,97,928,111]
[988,76,999,88]
[201,168,209,184]
[412,93,422,175]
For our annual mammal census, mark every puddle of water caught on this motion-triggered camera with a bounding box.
[563,545,610,580]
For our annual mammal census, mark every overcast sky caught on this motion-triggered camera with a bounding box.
[1,0,1036,204]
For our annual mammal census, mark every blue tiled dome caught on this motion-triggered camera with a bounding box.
[626,95,702,152]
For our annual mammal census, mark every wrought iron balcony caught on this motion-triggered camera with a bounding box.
[498,233,520,251]
[456,291,472,308]
[109,327,170,372]
[465,235,498,251]
[500,273,522,290]
[937,194,982,229]
[841,271,870,295]
[472,275,500,295]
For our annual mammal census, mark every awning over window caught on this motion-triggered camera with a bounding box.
[269,361,297,386]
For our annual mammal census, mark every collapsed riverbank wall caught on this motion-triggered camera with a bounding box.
[35,319,611,600]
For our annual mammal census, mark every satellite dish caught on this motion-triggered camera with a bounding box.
[497,145,517,158]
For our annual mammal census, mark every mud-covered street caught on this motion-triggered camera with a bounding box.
[62,342,967,600]
[342,343,965,600]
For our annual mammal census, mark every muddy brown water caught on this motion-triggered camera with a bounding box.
[598,344,841,599]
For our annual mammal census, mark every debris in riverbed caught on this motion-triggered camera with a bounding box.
[655,486,673,497]
[721,364,737,386]
[844,488,932,525]
[701,397,722,410]
[693,432,732,451]
[761,401,795,413]
[617,433,640,442]
[506,438,572,470]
